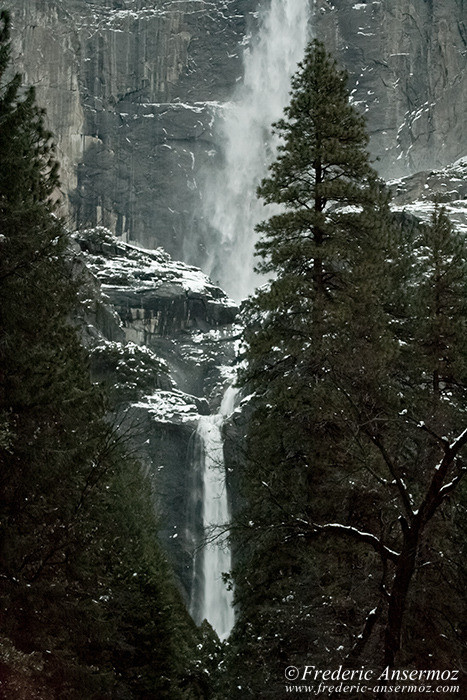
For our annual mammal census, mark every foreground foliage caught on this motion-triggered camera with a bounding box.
[0,10,214,697]
[229,40,466,697]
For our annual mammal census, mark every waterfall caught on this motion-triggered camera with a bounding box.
[200,0,311,301]
[189,387,238,639]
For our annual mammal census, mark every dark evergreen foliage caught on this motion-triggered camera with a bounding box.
[0,11,205,697]
[230,40,467,696]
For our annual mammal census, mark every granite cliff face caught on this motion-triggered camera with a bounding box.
[389,156,467,233]
[7,0,466,625]
[10,0,252,259]
[74,226,239,603]
[314,0,467,178]
[9,0,466,263]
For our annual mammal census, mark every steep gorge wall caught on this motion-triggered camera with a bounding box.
[74,225,239,603]
[8,0,467,262]
[7,0,466,626]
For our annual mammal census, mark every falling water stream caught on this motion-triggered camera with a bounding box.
[202,0,311,301]
[189,0,311,639]
[190,387,238,639]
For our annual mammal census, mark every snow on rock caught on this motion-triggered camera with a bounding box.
[74,227,238,337]
[133,389,207,425]
[389,157,467,236]
[73,225,241,602]
[90,339,175,404]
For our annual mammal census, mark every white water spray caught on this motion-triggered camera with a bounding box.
[202,0,311,301]
[190,387,238,639]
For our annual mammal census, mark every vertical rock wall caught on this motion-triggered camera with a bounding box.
[10,1,85,200]
[314,0,466,178]
[9,0,252,255]
[8,0,467,255]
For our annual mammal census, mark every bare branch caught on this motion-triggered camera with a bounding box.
[440,467,467,500]
[367,432,414,519]
[417,427,467,526]
[346,603,384,663]
[306,522,399,562]
[416,421,450,448]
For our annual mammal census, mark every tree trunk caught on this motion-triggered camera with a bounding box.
[383,525,419,667]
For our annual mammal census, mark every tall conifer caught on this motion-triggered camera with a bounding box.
[0,13,203,696]
[231,40,394,694]
[230,41,467,693]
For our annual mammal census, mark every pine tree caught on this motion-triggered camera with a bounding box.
[411,205,467,400]
[240,40,395,492]
[0,8,106,589]
[228,40,395,694]
[0,12,203,697]
[230,40,467,693]
[377,207,467,668]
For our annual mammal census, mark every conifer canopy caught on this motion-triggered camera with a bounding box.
[228,40,467,694]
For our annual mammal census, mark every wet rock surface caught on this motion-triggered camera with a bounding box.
[10,0,253,258]
[8,0,466,617]
[313,0,467,178]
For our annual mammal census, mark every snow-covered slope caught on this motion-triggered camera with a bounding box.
[390,156,467,236]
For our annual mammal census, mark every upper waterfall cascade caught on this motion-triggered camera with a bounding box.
[202,0,311,302]
[189,387,238,639]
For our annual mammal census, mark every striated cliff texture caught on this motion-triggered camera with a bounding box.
[314,0,467,178]
[9,0,466,262]
[389,156,467,233]
[6,0,466,634]
[9,0,252,258]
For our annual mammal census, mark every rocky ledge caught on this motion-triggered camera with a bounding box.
[75,226,238,337]
[74,226,240,602]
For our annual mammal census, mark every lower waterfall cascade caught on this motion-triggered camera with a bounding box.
[187,0,312,640]
[189,386,238,640]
